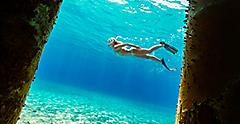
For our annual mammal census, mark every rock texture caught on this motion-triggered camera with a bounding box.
[0,1,62,123]
[176,0,240,123]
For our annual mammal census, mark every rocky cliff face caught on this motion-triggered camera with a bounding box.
[0,1,62,123]
[176,0,240,123]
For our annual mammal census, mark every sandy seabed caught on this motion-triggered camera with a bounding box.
[17,80,175,124]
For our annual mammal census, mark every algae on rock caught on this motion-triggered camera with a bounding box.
[29,3,51,43]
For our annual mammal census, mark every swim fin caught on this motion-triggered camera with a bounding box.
[161,42,178,54]
[161,58,176,71]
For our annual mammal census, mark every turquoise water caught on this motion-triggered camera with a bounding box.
[18,79,175,123]
[18,0,188,123]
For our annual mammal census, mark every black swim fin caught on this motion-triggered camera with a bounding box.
[160,42,178,54]
[161,58,176,71]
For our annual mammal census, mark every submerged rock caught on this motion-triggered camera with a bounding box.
[176,0,240,123]
[0,0,62,123]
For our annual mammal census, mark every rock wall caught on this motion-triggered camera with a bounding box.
[176,0,240,123]
[0,1,62,123]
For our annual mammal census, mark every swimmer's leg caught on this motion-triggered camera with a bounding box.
[160,42,178,54]
[145,42,178,54]
[129,45,163,55]
[146,44,165,53]
[137,54,176,71]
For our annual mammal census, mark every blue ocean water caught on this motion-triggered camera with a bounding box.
[19,0,188,123]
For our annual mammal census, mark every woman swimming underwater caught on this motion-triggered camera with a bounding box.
[108,36,178,71]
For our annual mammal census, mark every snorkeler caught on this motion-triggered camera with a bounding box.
[108,36,178,71]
